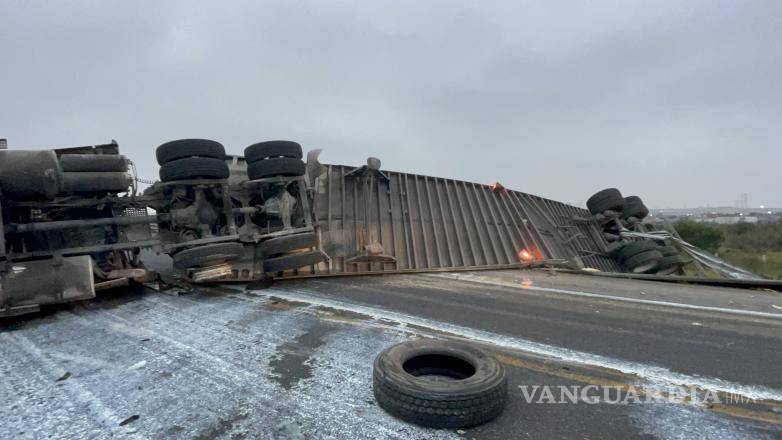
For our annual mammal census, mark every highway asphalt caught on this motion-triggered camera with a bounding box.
[2,269,782,439]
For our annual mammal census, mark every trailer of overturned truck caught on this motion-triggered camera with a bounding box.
[0,139,768,317]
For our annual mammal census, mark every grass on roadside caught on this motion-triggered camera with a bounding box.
[717,248,782,280]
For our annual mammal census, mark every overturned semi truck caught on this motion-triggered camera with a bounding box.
[0,138,760,318]
[0,142,151,317]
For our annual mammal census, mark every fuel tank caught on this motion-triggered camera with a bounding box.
[0,150,62,200]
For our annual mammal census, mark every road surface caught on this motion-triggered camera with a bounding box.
[2,269,782,439]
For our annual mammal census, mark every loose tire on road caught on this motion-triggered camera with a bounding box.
[622,249,663,273]
[247,157,305,180]
[262,250,324,273]
[259,233,317,258]
[373,339,507,429]
[172,242,245,270]
[244,141,303,163]
[156,139,226,165]
[159,157,230,182]
[586,188,625,215]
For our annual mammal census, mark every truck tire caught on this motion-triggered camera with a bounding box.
[263,250,324,273]
[656,255,686,275]
[159,157,230,182]
[658,246,679,257]
[373,339,507,429]
[245,141,303,163]
[586,188,625,215]
[247,157,305,180]
[623,249,662,273]
[172,242,244,269]
[259,233,317,258]
[622,196,649,220]
[616,241,660,264]
[156,139,225,165]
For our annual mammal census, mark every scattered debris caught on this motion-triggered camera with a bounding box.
[128,360,147,371]
[119,415,140,426]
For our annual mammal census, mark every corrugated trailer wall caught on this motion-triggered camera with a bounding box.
[298,164,620,277]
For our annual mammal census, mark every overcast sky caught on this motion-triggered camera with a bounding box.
[1,1,780,208]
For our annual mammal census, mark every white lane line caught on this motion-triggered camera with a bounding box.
[237,285,782,402]
[427,273,782,320]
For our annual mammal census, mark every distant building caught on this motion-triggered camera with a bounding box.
[649,207,779,224]
[702,216,759,225]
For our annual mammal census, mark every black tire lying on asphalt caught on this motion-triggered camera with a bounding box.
[622,196,649,220]
[616,241,660,264]
[259,233,317,258]
[156,139,226,165]
[623,249,663,273]
[159,157,230,182]
[244,140,303,163]
[586,188,625,215]
[263,250,324,273]
[247,157,306,180]
[173,242,245,270]
[373,339,507,429]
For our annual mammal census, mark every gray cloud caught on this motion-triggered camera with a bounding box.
[1,0,780,208]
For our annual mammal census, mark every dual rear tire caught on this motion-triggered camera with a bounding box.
[586,188,625,215]
[586,189,649,221]
[259,233,325,274]
[615,242,688,274]
[616,241,663,273]
[244,141,306,180]
[172,242,244,270]
[156,139,229,182]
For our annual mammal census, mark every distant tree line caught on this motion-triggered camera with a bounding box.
[674,219,782,253]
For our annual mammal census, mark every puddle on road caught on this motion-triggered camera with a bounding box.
[269,322,336,390]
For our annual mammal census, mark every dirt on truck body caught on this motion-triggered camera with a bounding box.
[0,138,778,317]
